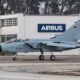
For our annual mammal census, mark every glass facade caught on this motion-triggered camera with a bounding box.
[1,18,17,27]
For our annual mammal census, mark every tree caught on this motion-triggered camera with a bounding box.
[64,0,80,15]
[0,0,5,15]
[0,0,80,15]
[25,0,39,15]
[50,0,59,15]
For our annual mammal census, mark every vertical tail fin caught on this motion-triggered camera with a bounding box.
[56,20,80,41]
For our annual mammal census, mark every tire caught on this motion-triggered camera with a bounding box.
[39,55,44,60]
[50,55,56,61]
[12,57,17,61]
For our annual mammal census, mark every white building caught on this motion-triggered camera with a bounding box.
[0,13,80,55]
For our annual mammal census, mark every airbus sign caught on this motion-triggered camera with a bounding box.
[38,24,66,32]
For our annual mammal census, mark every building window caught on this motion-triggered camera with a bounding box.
[1,35,17,42]
[1,19,4,27]
[1,18,17,27]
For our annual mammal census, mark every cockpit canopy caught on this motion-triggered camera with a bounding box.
[6,38,30,43]
[6,38,21,43]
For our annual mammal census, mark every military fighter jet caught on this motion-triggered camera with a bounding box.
[0,20,80,61]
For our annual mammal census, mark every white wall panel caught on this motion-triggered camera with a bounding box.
[24,16,80,39]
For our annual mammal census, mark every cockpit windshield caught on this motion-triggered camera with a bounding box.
[5,38,30,44]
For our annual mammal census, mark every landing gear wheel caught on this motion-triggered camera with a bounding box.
[12,57,17,61]
[50,55,56,61]
[39,55,44,60]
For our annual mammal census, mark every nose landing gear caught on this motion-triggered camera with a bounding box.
[12,57,17,61]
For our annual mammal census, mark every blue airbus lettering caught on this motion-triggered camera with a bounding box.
[38,24,66,32]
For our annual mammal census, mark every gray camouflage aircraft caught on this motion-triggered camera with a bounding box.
[0,20,80,61]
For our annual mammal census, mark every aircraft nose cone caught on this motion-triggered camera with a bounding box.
[0,46,2,53]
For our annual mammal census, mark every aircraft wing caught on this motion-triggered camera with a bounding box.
[25,41,80,49]
[42,42,80,48]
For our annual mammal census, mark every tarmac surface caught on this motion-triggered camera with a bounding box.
[0,55,80,80]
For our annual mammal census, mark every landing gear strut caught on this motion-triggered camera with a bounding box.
[39,49,44,60]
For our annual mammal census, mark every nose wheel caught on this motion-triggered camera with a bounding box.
[12,57,17,61]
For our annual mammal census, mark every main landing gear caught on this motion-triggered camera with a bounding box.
[50,55,56,61]
[39,49,56,61]
[39,49,44,60]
